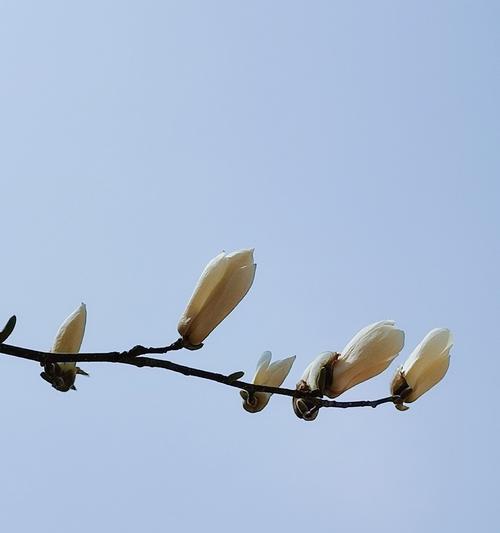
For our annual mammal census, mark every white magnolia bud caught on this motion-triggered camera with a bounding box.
[391,328,452,407]
[241,351,295,413]
[178,249,256,348]
[329,320,405,397]
[52,303,87,354]
[44,303,88,392]
[294,320,404,417]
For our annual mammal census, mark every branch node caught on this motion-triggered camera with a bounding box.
[127,345,146,358]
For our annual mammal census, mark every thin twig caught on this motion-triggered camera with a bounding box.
[0,341,400,409]
[0,338,185,362]
[314,396,399,409]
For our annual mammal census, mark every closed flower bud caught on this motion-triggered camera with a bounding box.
[178,249,256,349]
[241,351,295,413]
[293,320,404,420]
[41,303,88,392]
[329,320,405,397]
[391,328,452,409]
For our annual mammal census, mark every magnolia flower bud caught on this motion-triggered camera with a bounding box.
[329,320,405,397]
[241,351,295,413]
[391,328,452,410]
[41,303,88,392]
[178,249,256,349]
[293,320,404,420]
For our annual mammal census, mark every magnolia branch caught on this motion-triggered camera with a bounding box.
[0,341,400,410]
[0,247,451,417]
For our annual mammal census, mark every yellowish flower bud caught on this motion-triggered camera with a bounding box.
[178,249,256,349]
[329,320,405,397]
[241,351,295,413]
[294,320,404,420]
[51,303,87,354]
[391,328,452,408]
[42,303,88,392]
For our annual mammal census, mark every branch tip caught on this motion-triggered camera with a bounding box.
[0,315,17,343]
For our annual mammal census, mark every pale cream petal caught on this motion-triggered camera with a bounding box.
[340,320,394,360]
[402,328,453,375]
[261,356,296,388]
[51,303,87,370]
[177,251,228,337]
[329,359,395,398]
[405,354,450,402]
[243,353,296,412]
[52,303,87,353]
[178,249,255,345]
[252,351,272,385]
[401,328,453,402]
[340,320,405,364]
[185,262,256,346]
[225,248,254,267]
[328,321,405,397]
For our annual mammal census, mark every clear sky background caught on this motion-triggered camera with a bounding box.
[0,1,498,532]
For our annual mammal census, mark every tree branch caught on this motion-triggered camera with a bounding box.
[0,341,401,409]
[0,338,185,362]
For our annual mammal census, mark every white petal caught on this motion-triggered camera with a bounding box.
[405,355,450,402]
[177,251,228,337]
[225,248,254,265]
[402,328,453,402]
[252,351,272,384]
[51,303,87,369]
[328,320,404,397]
[402,328,453,374]
[177,249,256,345]
[340,320,404,364]
[243,353,296,413]
[261,356,296,388]
[184,262,256,346]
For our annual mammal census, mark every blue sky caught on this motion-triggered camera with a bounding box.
[0,1,498,532]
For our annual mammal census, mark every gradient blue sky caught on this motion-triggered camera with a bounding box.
[0,1,498,532]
